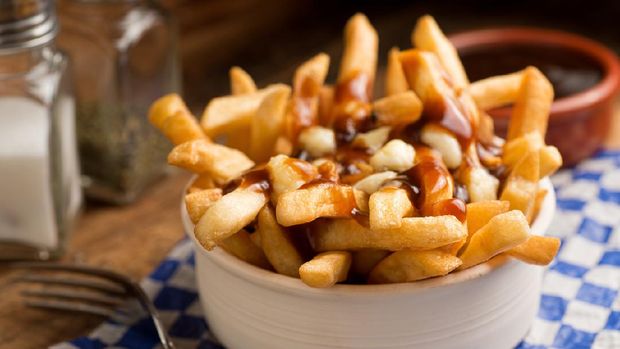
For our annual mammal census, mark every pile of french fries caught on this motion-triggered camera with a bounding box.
[149,14,563,288]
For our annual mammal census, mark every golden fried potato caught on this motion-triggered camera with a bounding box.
[539,145,562,178]
[250,85,292,162]
[276,182,356,226]
[369,249,462,284]
[286,53,330,141]
[168,139,254,183]
[257,206,305,277]
[385,47,409,96]
[466,200,510,237]
[160,110,207,145]
[267,155,319,203]
[218,230,271,269]
[201,84,286,137]
[185,188,223,224]
[459,210,530,269]
[338,13,378,86]
[506,66,554,141]
[230,66,257,95]
[530,189,548,223]
[412,15,469,91]
[373,91,422,127]
[187,175,216,193]
[500,150,540,218]
[369,187,414,230]
[195,188,268,250]
[351,249,390,276]
[148,93,190,128]
[312,216,466,252]
[299,251,352,288]
[469,70,523,110]
[507,235,561,265]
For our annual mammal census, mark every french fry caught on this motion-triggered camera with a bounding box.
[353,188,370,213]
[369,187,414,230]
[503,132,544,169]
[420,124,462,169]
[195,188,268,250]
[412,15,469,91]
[299,251,352,288]
[218,230,271,269]
[466,200,510,238]
[500,150,540,218]
[506,66,554,141]
[312,215,467,252]
[539,145,562,178]
[276,182,356,226]
[530,189,548,223]
[148,93,190,128]
[185,188,223,224]
[230,66,257,95]
[338,13,378,88]
[469,70,523,110]
[314,158,340,183]
[332,13,378,131]
[249,231,262,248]
[168,139,254,184]
[257,206,305,277]
[201,84,286,137]
[506,235,561,265]
[373,91,423,127]
[385,47,409,96]
[369,249,462,284]
[318,85,334,126]
[267,155,319,203]
[459,210,530,269]
[286,53,330,141]
[353,171,398,194]
[411,147,454,209]
[160,110,207,145]
[351,249,390,276]
[188,175,216,193]
[249,85,292,162]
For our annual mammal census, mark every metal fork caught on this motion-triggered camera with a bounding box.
[7,262,175,349]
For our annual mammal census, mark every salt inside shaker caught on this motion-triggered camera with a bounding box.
[0,0,82,260]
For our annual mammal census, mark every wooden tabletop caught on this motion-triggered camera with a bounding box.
[0,109,618,348]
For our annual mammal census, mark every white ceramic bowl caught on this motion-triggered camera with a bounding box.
[182,178,555,349]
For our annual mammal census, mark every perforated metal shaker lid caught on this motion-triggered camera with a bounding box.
[0,0,57,51]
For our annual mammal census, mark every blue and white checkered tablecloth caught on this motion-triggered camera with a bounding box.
[54,150,620,349]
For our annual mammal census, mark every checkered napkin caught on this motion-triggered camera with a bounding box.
[55,150,620,349]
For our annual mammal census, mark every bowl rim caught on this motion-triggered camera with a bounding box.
[448,27,620,120]
[184,178,556,297]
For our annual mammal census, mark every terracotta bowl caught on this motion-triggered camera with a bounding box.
[183,179,556,349]
[449,27,620,166]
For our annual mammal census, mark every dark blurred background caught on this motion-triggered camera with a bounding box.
[160,0,620,111]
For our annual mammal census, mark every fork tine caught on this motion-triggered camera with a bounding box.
[22,289,126,306]
[16,274,127,295]
[8,262,176,349]
[25,299,116,317]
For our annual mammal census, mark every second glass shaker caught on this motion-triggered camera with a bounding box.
[57,0,181,204]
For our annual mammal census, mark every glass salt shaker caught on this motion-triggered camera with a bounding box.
[57,0,180,204]
[0,0,82,260]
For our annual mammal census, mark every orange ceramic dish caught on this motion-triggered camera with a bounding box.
[450,27,620,166]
